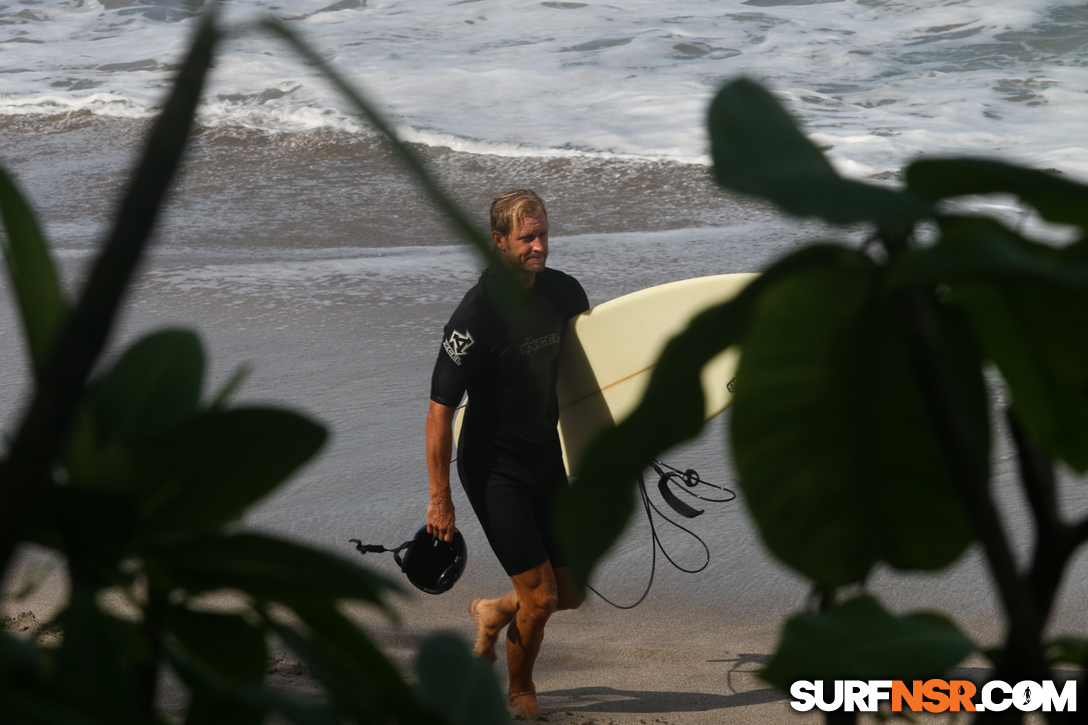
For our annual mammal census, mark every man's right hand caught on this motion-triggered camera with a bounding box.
[427,494,456,542]
[426,400,459,543]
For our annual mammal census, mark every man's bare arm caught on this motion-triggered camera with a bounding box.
[426,399,458,542]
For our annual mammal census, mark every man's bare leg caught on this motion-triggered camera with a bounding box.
[469,591,517,662]
[504,561,560,719]
[469,563,582,717]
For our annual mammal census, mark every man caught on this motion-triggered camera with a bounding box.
[426,189,589,720]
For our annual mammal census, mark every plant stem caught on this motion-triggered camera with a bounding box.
[1008,412,1061,537]
[881,232,1050,721]
[260,20,494,262]
[1005,412,1087,725]
[814,589,859,725]
[896,290,1038,632]
[1008,413,1071,625]
[137,583,167,725]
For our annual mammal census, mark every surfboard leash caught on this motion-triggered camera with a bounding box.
[586,460,736,610]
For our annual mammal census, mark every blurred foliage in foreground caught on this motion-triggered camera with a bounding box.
[560,78,1088,723]
[0,12,506,725]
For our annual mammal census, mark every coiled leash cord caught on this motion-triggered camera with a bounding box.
[587,460,736,610]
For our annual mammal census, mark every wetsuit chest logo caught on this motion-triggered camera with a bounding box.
[444,329,475,366]
[519,332,561,357]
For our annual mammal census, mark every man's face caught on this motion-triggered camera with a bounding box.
[493,213,548,283]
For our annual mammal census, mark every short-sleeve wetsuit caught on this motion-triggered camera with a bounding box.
[430,267,589,576]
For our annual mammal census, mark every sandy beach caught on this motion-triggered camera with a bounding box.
[1,546,1068,725]
[3,553,808,724]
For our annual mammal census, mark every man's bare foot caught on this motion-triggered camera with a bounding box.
[469,597,506,662]
[508,690,542,720]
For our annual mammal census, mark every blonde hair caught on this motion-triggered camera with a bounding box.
[489,189,547,237]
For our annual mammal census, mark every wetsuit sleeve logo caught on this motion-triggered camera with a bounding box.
[443,329,475,366]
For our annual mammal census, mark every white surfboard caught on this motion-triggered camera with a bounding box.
[555,273,756,475]
[454,273,757,476]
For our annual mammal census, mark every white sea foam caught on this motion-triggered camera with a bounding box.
[1,0,1085,179]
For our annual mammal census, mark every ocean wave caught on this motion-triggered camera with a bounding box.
[0,0,1084,178]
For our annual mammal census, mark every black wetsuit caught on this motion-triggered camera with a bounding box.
[430,267,589,576]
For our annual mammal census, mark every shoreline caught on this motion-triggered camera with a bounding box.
[0,112,757,256]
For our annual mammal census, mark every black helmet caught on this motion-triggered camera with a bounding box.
[397,527,467,595]
[351,527,467,595]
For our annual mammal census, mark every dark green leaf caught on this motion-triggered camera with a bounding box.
[761,595,977,689]
[1047,636,1088,667]
[252,694,341,725]
[165,641,341,725]
[708,78,929,232]
[907,158,1088,229]
[166,607,267,686]
[272,611,437,725]
[279,604,436,725]
[55,588,137,725]
[952,279,1088,471]
[0,628,45,676]
[46,487,138,587]
[0,689,113,725]
[273,624,385,724]
[0,635,108,725]
[150,533,398,608]
[893,216,1088,287]
[416,633,507,725]
[62,330,204,494]
[62,404,137,494]
[209,364,251,411]
[892,217,1088,470]
[0,166,68,373]
[732,252,981,585]
[558,245,858,593]
[184,689,264,725]
[136,407,326,534]
[89,329,204,443]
